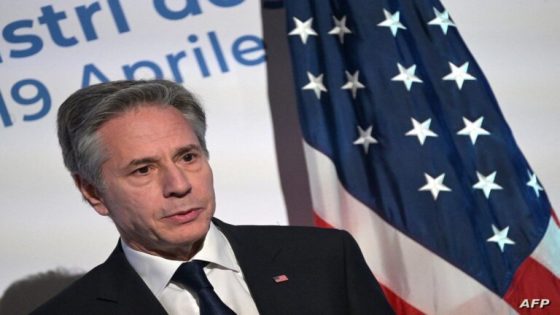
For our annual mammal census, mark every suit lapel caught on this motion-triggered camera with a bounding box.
[214,219,295,315]
[95,244,168,315]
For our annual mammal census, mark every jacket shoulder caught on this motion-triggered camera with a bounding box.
[216,220,357,256]
[31,245,166,315]
[30,263,114,314]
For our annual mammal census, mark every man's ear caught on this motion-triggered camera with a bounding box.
[72,173,110,216]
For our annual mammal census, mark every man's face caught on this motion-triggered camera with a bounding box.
[82,105,215,259]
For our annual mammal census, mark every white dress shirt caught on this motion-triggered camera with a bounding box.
[122,222,260,315]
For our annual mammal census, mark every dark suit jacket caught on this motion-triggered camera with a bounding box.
[32,219,394,314]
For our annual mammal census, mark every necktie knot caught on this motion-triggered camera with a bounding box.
[172,260,236,315]
[173,260,213,291]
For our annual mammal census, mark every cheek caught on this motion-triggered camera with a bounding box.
[104,185,162,219]
[204,165,215,192]
[200,171,215,202]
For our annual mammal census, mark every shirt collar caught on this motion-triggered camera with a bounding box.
[121,221,240,297]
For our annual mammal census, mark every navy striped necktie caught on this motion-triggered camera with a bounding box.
[172,260,236,315]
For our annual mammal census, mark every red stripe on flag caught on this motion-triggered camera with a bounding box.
[380,286,426,315]
[312,211,425,315]
[504,257,560,315]
[313,212,334,228]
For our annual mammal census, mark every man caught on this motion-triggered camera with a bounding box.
[32,80,394,314]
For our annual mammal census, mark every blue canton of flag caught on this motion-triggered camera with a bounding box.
[283,0,560,314]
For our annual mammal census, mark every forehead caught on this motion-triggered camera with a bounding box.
[97,105,199,158]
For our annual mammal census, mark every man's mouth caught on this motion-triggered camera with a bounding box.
[163,208,203,224]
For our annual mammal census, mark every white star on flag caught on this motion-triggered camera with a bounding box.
[406,118,438,145]
[457,116,490,145]
[353,125,378,154]
[392,63,423,91]
[428,7,456,34]
[487,225,515,252]
[302,72,327,99]
[473,171,503,199]
[443,62,476,89]
[328,15,352,44]
[526,170,544,197]
[289,17,318,44]
[419,173,451,200]
[378,9,406,37]
[341,70,365,99]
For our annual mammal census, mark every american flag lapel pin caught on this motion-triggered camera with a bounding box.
[273,274,289,283]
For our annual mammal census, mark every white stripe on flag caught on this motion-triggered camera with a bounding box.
[531,218,560,278]
[302,140,516,315]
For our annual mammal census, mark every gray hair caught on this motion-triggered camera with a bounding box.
[57,79,207,189]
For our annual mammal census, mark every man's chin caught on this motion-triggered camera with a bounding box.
[160,226,209,256]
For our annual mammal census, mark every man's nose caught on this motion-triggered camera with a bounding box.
[162,165,192,198]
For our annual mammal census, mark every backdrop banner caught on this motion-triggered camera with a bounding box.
[0,0,287,293]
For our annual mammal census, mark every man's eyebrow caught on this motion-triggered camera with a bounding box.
[173,144,201,159]
[124,145,201,168]
[127,156,160,168]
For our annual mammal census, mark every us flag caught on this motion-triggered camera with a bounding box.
[283,0,560,314]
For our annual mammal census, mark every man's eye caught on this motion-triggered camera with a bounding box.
[135,166,150,174]
[182,153,196,162]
